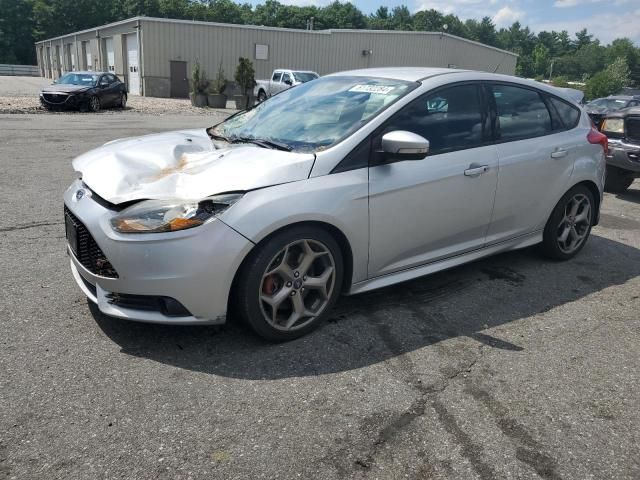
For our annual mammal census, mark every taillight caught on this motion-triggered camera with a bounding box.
[587,127,608,154]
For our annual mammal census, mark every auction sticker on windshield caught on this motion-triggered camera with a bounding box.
[349,85,396,94]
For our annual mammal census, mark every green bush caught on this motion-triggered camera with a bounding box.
[210,61,227,95]
[190,62,209,95]
[234,57,256,97]
[551,76,570,88]
[585,57,630,100]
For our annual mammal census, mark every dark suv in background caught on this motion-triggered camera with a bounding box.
[601,107,640,192]
[586,96,640,130]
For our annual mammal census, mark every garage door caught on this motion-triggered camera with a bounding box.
[83,42,92,71]
[126,34,140,96]
[105,37,115,72]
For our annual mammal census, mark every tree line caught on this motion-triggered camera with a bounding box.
[2,0,638,96]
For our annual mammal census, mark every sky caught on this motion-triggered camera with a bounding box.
[265,0,640,45]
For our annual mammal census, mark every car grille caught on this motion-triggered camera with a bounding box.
[43,93,68,104]
[64,205,119,278]
[627,117,640,143]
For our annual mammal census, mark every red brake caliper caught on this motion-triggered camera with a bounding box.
[262,275,276,295]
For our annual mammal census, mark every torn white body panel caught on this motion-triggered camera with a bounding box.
[73,129,316,204]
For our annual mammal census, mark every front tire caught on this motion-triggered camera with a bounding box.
[119,93,127,109]
[234,226,344,341]
[604,166,633,193]
[88,95,101,112]
[541,185,594,260]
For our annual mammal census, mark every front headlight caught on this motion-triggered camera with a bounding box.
[601,118,624,134]
[111,193,243,234]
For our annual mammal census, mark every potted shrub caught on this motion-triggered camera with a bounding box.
[190,62,209,108]
[207,61,227,108]
[233,57,256,110]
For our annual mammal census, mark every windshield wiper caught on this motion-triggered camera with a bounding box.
[231,136,292,152]
[209,131,230,141]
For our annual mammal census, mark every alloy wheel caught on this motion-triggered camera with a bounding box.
[556,193,591,254]
[259,239,336,331]
[89,96,100,112]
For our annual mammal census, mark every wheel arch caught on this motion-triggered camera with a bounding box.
[542,179,602,232]
[571,179,601,226]
[228,220,355,314]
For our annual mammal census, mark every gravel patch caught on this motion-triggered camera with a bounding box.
[0,76,237,115]
[0,94,237,115]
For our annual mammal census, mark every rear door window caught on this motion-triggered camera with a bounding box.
[490,84,552,141]
[548,96,581,130]
[272,71,282,82]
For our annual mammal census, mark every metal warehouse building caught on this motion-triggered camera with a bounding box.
[35,17,518,98]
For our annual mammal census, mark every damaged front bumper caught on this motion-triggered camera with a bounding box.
[40,92,89,110]
[64,179,254,325]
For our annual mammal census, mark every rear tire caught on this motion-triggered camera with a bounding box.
[604,166,633,193]
[541,185,594,261]
[257,90,267,103]
[234,226,343,342]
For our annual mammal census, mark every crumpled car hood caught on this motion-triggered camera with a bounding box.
[72,129,316,204]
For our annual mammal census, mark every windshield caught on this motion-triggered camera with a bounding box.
[587,98,628,110]
[56,73,99,86]
[210,76,416,153]
[293,72,319,83]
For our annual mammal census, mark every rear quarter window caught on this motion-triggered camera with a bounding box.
[548,96,581,130]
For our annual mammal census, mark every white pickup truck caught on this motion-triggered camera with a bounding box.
[254,69,319,102]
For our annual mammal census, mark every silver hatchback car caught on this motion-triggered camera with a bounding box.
[64,68,607,340]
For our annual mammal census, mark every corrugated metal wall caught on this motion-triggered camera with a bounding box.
[141,19,516,81]
[36,17,517,97]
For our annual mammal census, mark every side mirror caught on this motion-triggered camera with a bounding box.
[99,82,108,88]
[381,131,429,162]
[284,79,293,86]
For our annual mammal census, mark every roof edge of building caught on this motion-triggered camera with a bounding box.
[35,16,518,58]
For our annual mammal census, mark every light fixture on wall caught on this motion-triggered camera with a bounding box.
[362,49,372,57]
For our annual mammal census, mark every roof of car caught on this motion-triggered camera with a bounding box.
[324,68,578,101]
[605,96,635,101]
[327,67,463,82]
[61,71,108,75]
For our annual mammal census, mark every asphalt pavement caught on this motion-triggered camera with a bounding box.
[1,112,639,480]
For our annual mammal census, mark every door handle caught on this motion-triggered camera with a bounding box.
[464,164,489,176]
[551,149,568,159]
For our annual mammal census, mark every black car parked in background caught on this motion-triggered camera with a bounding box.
[600,106,640,192]
[40,72,127,112]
